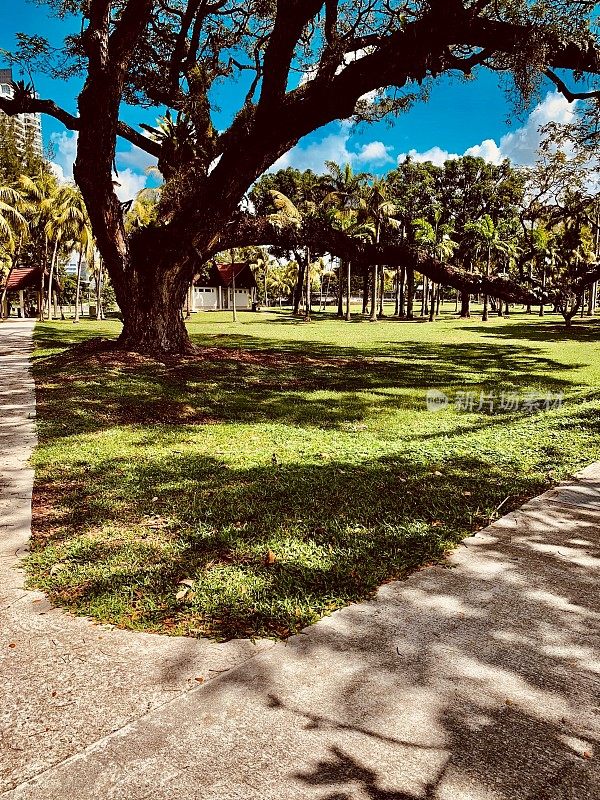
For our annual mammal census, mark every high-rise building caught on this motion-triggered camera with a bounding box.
[0,68,43,158]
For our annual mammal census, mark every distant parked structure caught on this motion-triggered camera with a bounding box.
[189,262,258,312]
[0,68,43,158]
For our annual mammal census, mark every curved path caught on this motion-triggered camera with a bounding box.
[1,320,599,799]
[0,321,271,793]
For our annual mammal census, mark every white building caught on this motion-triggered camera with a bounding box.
[189,262,258,312]
[0,68,43,158]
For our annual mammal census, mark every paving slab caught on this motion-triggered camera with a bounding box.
[0,321,271,794]
[1,320,599,799]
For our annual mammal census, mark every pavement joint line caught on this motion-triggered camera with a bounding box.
[0,638,279,797]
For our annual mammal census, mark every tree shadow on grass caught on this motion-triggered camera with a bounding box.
[461,317,600,343]
[32,333,584,440]
[29,446,566,641]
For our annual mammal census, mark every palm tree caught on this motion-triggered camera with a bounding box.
[413,209,457,321]
[0,185,28,319]
[362,178,398,321]
[323,162,370,319]
[18,171,60,319]
[45,184,90,320]
[0,186,28,252]
[125,187,160,232]
[528,224,555,317]
[464,214,513,322]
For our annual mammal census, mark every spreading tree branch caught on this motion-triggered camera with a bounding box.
[545,69,600,102]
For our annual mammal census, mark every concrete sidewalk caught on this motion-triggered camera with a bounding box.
[2,320,599,799]
[0,321,271,794]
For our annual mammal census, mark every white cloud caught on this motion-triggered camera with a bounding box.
[112,169,147,201]
[397,92,577,169]
[116,143,157,174]
[464,139,503,164]
[50,130,78,183]
[356,141,394,166]
[401,145,460,167]
[497,92,576,165]
[271,121,395,173]
[49,129,148,200]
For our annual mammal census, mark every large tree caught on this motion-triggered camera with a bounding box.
[2,0,600,353]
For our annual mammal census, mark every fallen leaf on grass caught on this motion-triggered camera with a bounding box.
[176,579,195,601]
[265,550,277,565]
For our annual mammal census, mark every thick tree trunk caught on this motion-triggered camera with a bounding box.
[118,283,191,354]
[117,243,194,353]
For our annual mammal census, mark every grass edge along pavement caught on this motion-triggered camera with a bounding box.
[25,309,600,640]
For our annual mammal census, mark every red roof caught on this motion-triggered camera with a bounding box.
[4,267,43,291]
[215,262,256,288]
[195,262,257,289]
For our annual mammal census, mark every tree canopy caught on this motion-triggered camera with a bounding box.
[2,1,600,351]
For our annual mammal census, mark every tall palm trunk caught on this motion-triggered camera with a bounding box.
[428,282,436,322]
[337,258,344,317]
[231,250,238,323]
[96,256,104,320]
[293,256,305,315]
[47,237,60,321]
[0,266,14,320]
[482,244,490,322]
[305,246,311,321]
[378,268,385,317]
[345,260,352,321]
[406,265,414,320]
[369,263,378,321]
[362,271,369,314]
[73,244,84,323]
[398,264,406,317]
[369,223,381,322]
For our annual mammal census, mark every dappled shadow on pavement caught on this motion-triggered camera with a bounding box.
[184,494,599,799]
[15,480,600,799]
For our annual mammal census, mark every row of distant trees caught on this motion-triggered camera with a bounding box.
[246,120,600,327]
[2,108,600,328]
[0,121,113,320]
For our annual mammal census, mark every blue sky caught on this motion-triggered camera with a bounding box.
[0,1,579,200]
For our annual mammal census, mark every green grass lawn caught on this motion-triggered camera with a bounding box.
[28,306,600,639]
